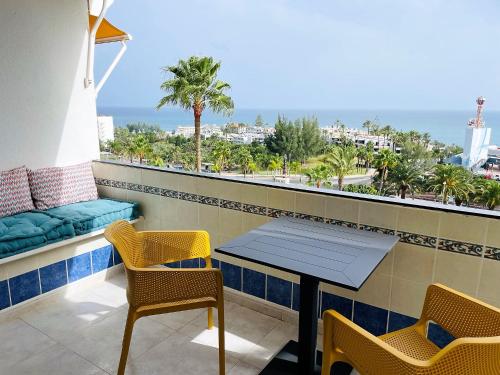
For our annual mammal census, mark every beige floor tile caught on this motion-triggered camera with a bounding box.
[228,361,261,374]
[125,331,239,375]
[149,308,205,331]
[0,318,57,368]
[5,343,107,375]
[64,308,174,374]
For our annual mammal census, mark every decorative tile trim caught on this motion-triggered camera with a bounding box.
[358,224,395,235]
[397,231,437,249]
[484,247,500,261]
[126,183,143,192]
[294,213,325,222]
[438,239,484,257]
[325,218,358,228]
[242,204,267,216]
[143,185,161,195]
[200,196,220,206]
[93,178,496,261]
[267,208,294,218]
[161,188,178,198]
[178,192,199,202]
[220,199,241,210]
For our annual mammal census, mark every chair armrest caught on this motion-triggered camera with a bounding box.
[420,284,500,338]
[323,310,425,373]
[139,230,211,266]
[126,267,223,308]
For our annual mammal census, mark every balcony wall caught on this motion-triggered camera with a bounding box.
[92,161,500,341]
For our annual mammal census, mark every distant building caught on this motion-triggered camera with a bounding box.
[462,97,493,169]
[97,116,114,143]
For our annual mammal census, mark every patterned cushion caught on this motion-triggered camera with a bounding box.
[28,162,98,210]
[0,166,35,218]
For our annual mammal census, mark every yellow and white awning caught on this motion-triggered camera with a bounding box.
[89,15,131,44]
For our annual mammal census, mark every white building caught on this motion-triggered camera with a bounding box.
[97,116,115,143]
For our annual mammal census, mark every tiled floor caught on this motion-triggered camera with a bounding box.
[0,272,319,375]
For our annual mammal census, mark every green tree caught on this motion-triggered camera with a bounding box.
[211,141,232,174]
[298,117,324,163]
[344,184,379,195]
[133,135,153,164]
[265,115,300,175]
[474,179,500,210]
[236,147,254,177]
[304,165,333,188]
[268,154,283,175]
[327,146,357,191]
[429,164,474,205]
[157,56,234,172]
[387,162,421,199]
[362,120,376,135]
[374,149,398,193]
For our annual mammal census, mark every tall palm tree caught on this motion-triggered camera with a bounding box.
[157,56,234,172]
[305,165,333,188]
[387,162,421,199]
[429,164,474,205]
[327,146,357,191]
[374,149,398,193]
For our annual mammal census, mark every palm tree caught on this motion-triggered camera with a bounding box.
[475,180,500,210]
[381,125,392,149]
[157,56,234,172]
[387,162,421,199]
[133,135,153,164]
[356,146,367,172]
[374,149,398,193]
[268,155,283,176]
[327,146,357,191]
[362,120,374,135]
[236,147,254,177]
[429,164,474,205]
[304,165,332,188]
[211,141,232,174]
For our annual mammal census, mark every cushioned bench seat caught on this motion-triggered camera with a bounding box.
[43,199,140,235]
[0,212,75,259]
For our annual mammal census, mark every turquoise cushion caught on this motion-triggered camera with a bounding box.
[43,199,140,235]
[0,212,75,259]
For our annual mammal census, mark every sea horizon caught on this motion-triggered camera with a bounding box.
[98,106,500,146]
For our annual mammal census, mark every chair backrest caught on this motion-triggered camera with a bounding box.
[421,284,500,339]
[104,220,144,268]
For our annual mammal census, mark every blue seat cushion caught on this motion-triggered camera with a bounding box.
[0,212,75,259]
[42,199,140,235]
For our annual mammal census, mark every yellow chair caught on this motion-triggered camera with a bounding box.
[104,220,225,375]
[322,283,500,375]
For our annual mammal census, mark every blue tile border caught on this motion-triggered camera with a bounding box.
[321,292,353,320]
[94,177,495,262]
[9,270,40,306]
[353,301,388,336]
[242,268,266,299]
[0,280,10,310]
[220,261,242,290]
[266,275,292,308]
[91,245,114,273]
[40,260,67,293]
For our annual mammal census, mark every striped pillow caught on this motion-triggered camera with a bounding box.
[0,166,35,218]
[28,162,98,210]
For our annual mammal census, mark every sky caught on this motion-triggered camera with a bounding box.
[95,0,500,110]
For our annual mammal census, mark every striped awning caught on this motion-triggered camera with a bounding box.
[89,15,130,44]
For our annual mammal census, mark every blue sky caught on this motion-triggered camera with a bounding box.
[95,0,500,110]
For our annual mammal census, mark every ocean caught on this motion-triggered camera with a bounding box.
[98,106,500,146]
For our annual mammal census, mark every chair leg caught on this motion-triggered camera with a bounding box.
[217,305,225,375]
[208,307,214,329]
[118,308,137,375]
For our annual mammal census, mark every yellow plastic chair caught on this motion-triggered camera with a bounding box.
[322,283,500,375]
[104,220,225,375]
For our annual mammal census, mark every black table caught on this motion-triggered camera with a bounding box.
[215,216,399,375]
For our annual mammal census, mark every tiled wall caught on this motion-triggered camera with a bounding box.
[92,161,500,342]
[0,236,121,311]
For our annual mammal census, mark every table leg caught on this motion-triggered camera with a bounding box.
[298,275,320,375]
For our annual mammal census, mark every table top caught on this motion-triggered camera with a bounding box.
[215,216,399,290]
